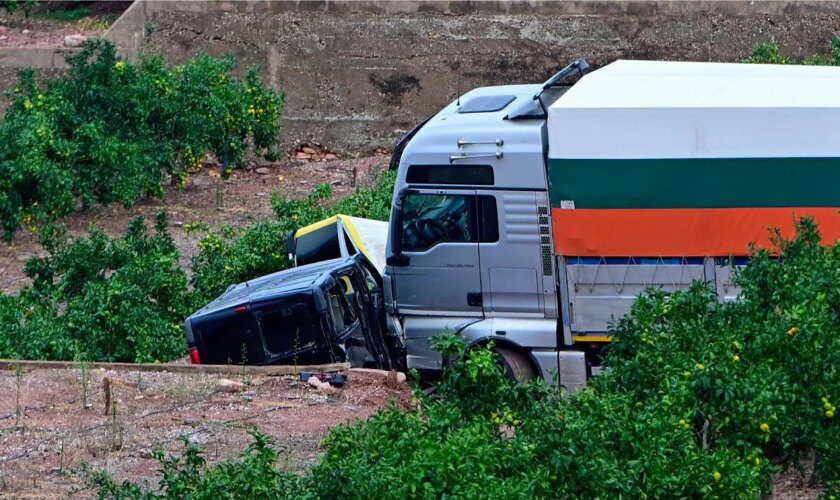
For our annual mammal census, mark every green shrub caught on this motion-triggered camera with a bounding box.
[607,219,840,484]
[0,212,196,362]
[0,39,283,239]
[746,36,840,65]
[0,0,37,15]
[308,336,766,498]
[89,429,307,499]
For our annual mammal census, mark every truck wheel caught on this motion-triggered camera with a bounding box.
[493,345,537,382]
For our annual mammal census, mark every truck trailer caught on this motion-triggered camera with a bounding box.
[383,59,840,390]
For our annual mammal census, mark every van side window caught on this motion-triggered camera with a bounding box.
[329,282,358,333]
[402,193,475,251]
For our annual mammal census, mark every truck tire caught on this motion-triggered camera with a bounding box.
[493,345,537,382]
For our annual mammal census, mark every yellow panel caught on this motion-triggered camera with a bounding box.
[572,335,612,343]
[338,275,355,294]
[294,215,339,238]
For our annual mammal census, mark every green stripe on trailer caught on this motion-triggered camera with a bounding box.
[547,157,840,209]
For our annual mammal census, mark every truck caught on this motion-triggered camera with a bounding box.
[188,59,840,391]
[382,58,840,390]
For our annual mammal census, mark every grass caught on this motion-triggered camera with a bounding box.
[34,5,92,22]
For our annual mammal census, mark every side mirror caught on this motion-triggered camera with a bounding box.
[387,188,412,267]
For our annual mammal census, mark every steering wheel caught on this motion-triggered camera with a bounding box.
[416,218,447,245]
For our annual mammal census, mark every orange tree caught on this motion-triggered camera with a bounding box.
[0,39,283,240]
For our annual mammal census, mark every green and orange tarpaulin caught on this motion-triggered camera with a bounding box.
[548,157,840,257]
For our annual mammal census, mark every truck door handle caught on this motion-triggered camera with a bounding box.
[467,292,483,307]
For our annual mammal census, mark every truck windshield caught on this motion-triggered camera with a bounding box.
[401,193,474,251]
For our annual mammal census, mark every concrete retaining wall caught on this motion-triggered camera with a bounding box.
[57,1,840,152]
[0,48,73,113]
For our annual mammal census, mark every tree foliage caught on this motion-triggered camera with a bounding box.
[0,212,196,362]
[0,39,283,239]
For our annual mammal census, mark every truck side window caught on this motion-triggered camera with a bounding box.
[477,196,499,243]
[402,193,475,251]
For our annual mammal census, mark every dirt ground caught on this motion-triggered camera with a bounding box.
[0,364,410,497]
[0,2,126,49]
[0,155,389,295]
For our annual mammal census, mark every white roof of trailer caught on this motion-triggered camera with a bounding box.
[551,59,840,110]
[548,60,840,159]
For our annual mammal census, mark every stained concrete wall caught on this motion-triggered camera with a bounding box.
[0,48,73,113]
[90,1,840,152]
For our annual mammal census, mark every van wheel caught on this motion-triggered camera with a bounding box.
[493,345,537,382]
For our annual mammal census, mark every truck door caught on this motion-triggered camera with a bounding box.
[476,190,546,315]
[390,188,483,316]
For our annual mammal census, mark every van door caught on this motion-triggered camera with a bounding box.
[476,190,545,316]
[390,188,483,316]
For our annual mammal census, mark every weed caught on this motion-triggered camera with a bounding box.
[77,361,92,410]
[108,395,123,452]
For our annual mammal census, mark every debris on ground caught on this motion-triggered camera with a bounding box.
[63,33,86,47]
[214,378,246,393]
[306,375,338,394]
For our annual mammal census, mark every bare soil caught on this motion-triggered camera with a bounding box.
[0,2,126,49]
[0,364,410,497]
[0,155,390,294]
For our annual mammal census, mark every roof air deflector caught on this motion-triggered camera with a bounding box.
[457,95,516,114]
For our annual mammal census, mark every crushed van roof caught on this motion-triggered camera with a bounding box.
[189,257,346,317]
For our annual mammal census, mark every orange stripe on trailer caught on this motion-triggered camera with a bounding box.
[552,207,840,257]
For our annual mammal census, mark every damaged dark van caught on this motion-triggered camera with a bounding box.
[184,254,404,370]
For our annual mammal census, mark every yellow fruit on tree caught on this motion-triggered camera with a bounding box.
[713,472,721,482]
[760,422,770,433]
